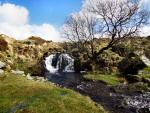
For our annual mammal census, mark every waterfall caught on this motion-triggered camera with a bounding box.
[45,53,74,73]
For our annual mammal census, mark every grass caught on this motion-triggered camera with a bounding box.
[142,74,150,79]
[84,72,124,86]
[139,67,150,79]
[0,73,106,113]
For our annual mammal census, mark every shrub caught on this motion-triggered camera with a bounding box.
[0,38,8,51]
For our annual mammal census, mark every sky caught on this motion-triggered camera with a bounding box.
[0,0,83,41]
[0,0,150,41]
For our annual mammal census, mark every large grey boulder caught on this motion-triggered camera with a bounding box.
[0,61,6,69]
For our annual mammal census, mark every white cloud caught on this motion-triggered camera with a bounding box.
[0,3,61,42]
[140,26,150,36]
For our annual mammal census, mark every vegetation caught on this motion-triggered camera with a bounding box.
[140,67,150,79]
[63,0,149,62]
[84,72,125,85]
[0,73,106,113]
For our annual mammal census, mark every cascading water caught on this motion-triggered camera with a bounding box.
[45,53,74,73]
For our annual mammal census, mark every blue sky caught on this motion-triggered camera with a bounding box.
[0,0,83,27]
[0,0,150,41]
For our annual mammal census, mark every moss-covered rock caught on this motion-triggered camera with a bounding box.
[118,56,146,75]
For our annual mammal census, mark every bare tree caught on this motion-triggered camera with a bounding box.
[63,12,100,59]
[63,0,149,61]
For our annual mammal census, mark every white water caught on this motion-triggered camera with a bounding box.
[141,55,150,66]
[45,54,58,73]
[45,53,74,73]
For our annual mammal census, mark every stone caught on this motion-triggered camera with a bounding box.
[0,61,6,69]
[126,75,142,83]
[11,70,24,75]
[7,60,13,65]
[5,65,11,71]
[26,73,33,80]
[141,55,150,66]
[22,74,26,77]
[0,69,4,74]
[35,76,47,82]
[142,78,150,84]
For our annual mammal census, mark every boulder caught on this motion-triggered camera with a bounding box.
[0,61,6,69]
[118,57,146,75]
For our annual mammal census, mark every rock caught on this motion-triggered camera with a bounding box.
[7,60,13,65]
[0,69,4,74]
[141,55,150,66]
[22,74,26,77]
[35,76,47,82]
[0,61,6,69]
[26,73,33,80]
[142,78,150,85]
[126,75,142,83]
[123,92,150,110]
[5,65,11,71]
[118,57,146,75]
[11,70,24,75]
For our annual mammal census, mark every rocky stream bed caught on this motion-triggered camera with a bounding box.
[46,72,150,113]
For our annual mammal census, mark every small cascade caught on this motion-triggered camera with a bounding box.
[45,53,74,73]
[141,55,150,66]
[45,54,58,73]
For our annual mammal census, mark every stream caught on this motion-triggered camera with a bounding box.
[45,53,150,113]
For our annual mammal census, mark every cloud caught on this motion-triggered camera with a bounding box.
[140,26,150,36]
[0,3,61,41]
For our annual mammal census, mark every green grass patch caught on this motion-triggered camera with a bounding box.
[142,74,150,79]
[84,73,124,85]
[0,73,106,113]
[140,67,150,79]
